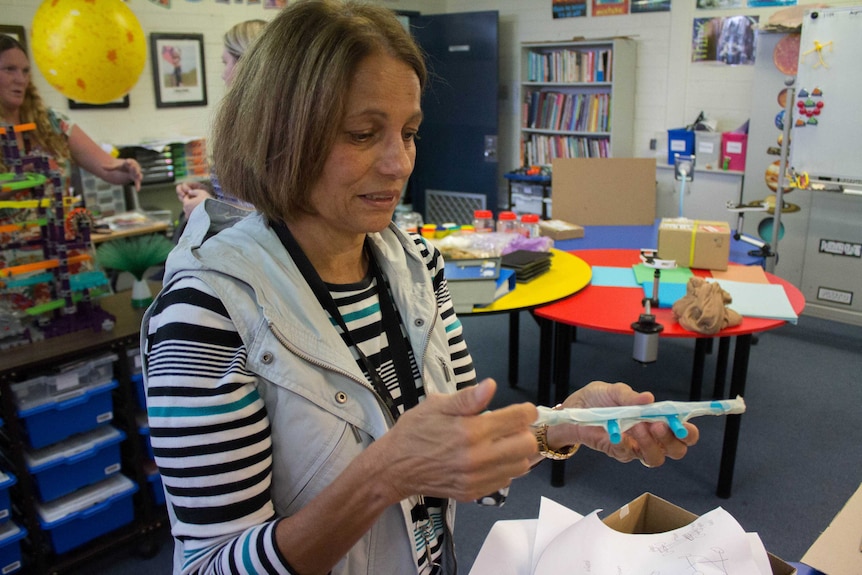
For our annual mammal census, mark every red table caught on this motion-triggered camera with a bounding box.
[533,249,806,497]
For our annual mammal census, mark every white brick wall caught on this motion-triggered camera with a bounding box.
[3,0,857,177]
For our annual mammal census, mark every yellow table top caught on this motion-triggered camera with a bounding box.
[464,249,591,315]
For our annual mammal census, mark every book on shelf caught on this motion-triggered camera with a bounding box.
[527,47,616,84]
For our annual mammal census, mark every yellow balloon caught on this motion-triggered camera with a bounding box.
[32,0,146,104]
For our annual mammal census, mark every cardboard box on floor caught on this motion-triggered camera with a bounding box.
[551,158,656,225]
[658,217,731,270]
[603,493,797,575]
[800,482,862,575]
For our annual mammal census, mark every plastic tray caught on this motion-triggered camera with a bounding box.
[15,379,118,450]
[0,471,16,524]
[36,474,138,555]
[25,426,125,502]
[11,353,117,413]
[0,521,26,574]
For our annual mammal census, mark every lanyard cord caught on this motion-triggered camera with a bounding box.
[271,221,419,421]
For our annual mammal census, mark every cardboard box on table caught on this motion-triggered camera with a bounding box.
[537,219,584,240]
[658,217,731,270]
[604,493,797,575]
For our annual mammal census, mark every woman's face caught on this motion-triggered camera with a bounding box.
[304,52,422,242]
[221,48,239,86]
[0,47,30,115]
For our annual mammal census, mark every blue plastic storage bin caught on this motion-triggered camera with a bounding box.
[0,521,26,574]
[667,128,695,165]
[13,379,118,450]
[36,474,138,555]
[25,426,125,502]
[0,471,16,524]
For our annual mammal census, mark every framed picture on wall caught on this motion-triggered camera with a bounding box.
[149,33,207,108]
[68,95,131,110]
[0,25,28,55]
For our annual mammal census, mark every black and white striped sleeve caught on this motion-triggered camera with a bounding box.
[145,276,293,574]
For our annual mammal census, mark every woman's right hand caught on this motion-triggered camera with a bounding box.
[371,379,538,503]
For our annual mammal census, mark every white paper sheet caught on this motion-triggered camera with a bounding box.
[469,498,772,575]
[533,508,771,575]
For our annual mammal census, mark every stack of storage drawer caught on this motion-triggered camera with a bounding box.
[0,468,25,573]
[9,353,138,555]
[170,139,208,181]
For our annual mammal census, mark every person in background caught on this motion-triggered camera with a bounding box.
[174,19,267,219]
[0,35,142,194]
[143,1,699,574]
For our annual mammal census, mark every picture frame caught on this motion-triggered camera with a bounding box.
[68,95,130,110]
[0,25,28,56]
[149,33,207,108]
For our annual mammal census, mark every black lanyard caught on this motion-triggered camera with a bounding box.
[271,221,419,421]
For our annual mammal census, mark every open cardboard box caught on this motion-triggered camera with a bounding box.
[603,493,796,575]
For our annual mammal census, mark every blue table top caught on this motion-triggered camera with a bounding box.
[553,219,764,267]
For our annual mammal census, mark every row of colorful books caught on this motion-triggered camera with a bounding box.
[526,48,613,83]
[523,91,611,133]
[522,135,611,167]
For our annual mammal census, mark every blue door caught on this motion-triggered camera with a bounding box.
[408,11,499,222]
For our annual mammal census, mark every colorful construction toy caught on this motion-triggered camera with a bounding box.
[0,122,114,347]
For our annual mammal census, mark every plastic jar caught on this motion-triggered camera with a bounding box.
[496,211,518,233]
[394,210,423,233]
[518,213,541,238]
[420,224,437,239]
[472,209,495,233]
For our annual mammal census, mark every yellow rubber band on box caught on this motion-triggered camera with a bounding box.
[688,220,700,268]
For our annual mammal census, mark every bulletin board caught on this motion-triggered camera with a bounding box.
[790,7,862,183]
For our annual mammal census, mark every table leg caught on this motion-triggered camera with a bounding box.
[537,316,553,408]
[551,323,574,487]
[508,312,520,387]
[717,334,752,499]
[712,337,731,399]
[690,338,708,400]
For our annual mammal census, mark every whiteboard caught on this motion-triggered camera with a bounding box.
[790,7,862,183]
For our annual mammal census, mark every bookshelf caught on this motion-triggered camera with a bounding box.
[520,39,636,167]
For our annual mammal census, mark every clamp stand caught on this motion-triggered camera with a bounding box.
[674,153,695,218]
[632,268,664,363]
[726,201,775,261]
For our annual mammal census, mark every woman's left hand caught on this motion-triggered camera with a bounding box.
[106,158,143,191]
[546,381,699,468]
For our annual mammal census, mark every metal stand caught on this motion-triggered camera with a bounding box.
[673,154,695,217]
[768,77,796,274]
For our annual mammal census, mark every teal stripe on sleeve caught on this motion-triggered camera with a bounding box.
[148,388,261,418]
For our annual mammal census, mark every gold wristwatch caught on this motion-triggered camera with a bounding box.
[535,424,580,460]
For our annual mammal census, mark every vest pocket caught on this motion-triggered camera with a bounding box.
[271,418,369,515]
